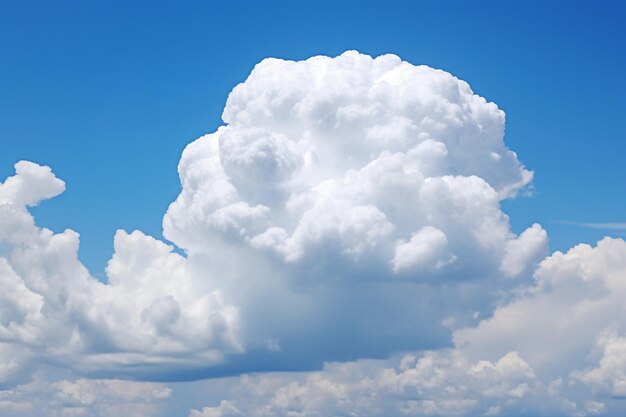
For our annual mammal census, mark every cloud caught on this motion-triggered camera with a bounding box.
[392,226,455,273]
[454,237,626,374]
[5,49,626,416]
[452,237,626,414]
[0,52,548,392]
[558,221,626,231]
[187,350,574,417]
[159,50,546,368]
[0,375,171,417]
[189,236,626,417]
[0,162,241,383]
[190,400,241,417]
[0,161,65,208]
[573,332,626,397]
[500,223,548,278]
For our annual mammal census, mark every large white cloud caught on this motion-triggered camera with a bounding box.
[0,51,559,411]
[159,51,547,368]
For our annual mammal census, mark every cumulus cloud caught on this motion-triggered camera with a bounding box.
[392,226,454,273]
[0,161,65,208]
[0,51,567,415]
[450,237,626,414]
[165,52,538,267]
[574,333,626,397]
[455,237,626,376]
[0,52,548,383]
[188,237,626,417]
[159,51,547,367]
[0,162,241,383]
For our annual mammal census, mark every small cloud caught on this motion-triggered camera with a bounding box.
[266,338,281,353]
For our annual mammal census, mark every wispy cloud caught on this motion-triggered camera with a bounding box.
[557,221,626,230]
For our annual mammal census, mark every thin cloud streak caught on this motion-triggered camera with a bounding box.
[557,221,626,230]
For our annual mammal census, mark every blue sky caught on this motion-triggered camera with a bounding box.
[2,2,626,416]
[2,0,625,276]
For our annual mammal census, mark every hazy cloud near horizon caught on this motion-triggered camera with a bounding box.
[1,51,625,416]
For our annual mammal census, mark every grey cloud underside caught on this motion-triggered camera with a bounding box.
[191,237,626,417]
[3,51,625,416]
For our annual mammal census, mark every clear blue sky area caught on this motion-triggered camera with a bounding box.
[1,0,625,277]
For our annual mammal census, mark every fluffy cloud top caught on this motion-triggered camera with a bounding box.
[165,51,539,274]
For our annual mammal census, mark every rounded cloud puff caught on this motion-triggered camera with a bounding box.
[165,51,543,280]
[0,161,65,208]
